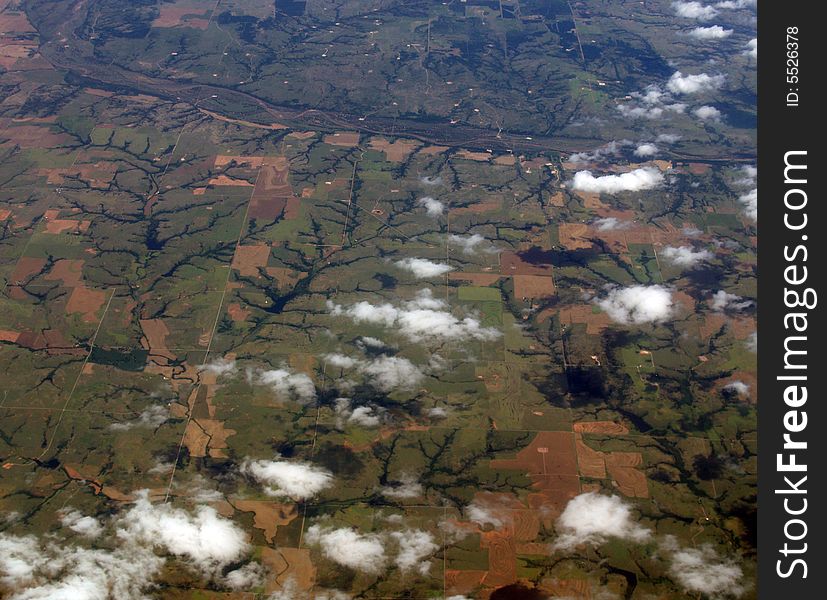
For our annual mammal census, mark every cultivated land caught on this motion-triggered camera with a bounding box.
[0,1,756,598]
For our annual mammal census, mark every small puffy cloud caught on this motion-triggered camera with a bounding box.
[361,355,425,391]
[427,406,448,419]
[419,175,442,186]
[739,188,757,220]
[466,504,504,529]
[254,367,316,403]
[328,289,500,344]
[597,285,675,324]
[744,38,757,59]
[687,25,733,39]
[656,133,682,144]
[390,530,438,575]
[568,140,631,164]
[395,257,453,279]
[381,473,424,499]
[241,456,333,500]
[552,492,651,551]
[109,405,169,431]
[746,331,757,352]
[673,1,719,20]
[593,217,630,232]
[334,398,383,428]
[356,336,390,350]
[305,526,387,574]
[667,71,725,94]
[661,245,713,268]
[717,0,756,8]
[59,509,104,538]
[202,357,237,376]
[711,290,753,312]
[448,233,497,255]
[669,545,745,597]
[418,196,444,216]
[723,380,750,398]
[224,561,267,590]
[694,105,722,121]
[572,167,664,194]
[118,491,249,574]
[325,353,425,392]
[634,143,658,157]
[733,165,757,187]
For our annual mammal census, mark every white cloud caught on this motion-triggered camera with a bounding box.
[746,331,757,352]
[634,143,658,157]
[201,357,237,376]
[427,406,448,419]
[552,492,651,551]
[109,405,169,431]
[656,133,682,144]
[711,290,753,312]
[661,245,713,267]
[390,530,438,575]
[733,165,757,187]
[669,544,745,598]
[334,397,383,428]
[253,367,316,403]
[667,71,725,94]
[0,494,255,599]
[448,233,497,255]
[572,167,664,194]
[597,285,675,325]
[687,25,733,39]
[361,355,426,391]
[419,175,443,186]
[224,561,267,590]
[357,336,390,350]
[593,217,630,232]
[739,188,757,220]
[744,38,757,59]
[723,380,750,398]
[58,509,103,539]
[305,526,387,574]
[241,456,333,500]
[328,289,500,344]
[118,491,249,574]
[394,257,453,279]
[381,473,424,499]
[568,140,631,164]
[0,533,164,600]
[418,196,444,216]
[673,1,719,20]
[466,504,504,529]
[325,353,425,392]
[617,104,665,120]
[717,0,756,8]
[694,105,722,121]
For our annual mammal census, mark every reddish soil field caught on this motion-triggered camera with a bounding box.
[323,131,360,147]
[573,421,629,435]
[513,274,555,299]
[9,257,46,284]
[368,137,421,161]
[500,251,552,277]
[44,259,84,286]
[231,244,271,277]
[249,157,293,220]
[66,286,106,323]
[559,305,612,335]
